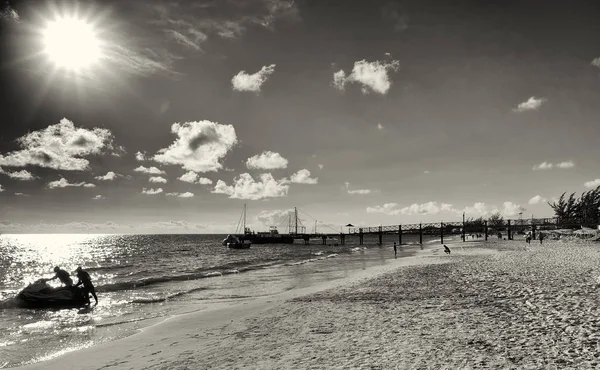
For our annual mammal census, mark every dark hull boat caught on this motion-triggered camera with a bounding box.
[241,234,294,244]
[227,242,251,249]
[16,280,89,309]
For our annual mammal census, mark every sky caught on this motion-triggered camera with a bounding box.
[0,0,599,234]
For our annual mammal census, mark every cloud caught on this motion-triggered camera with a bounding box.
[289,169,318,184]
[15,192,29,196]
[591,57,600,69]
[528,195,547,205]
[462,202,524,217]
[166,192,195,198]
[501,201,523,217]
[212,173,289,200]
[377,123,384,130]
[318,164,324,170]
[93,195,106,200]
[333,60,400,95]
[178,171,213,185]
[0,4,19,22]
[513,96,546,112]
[141,188,163,195]
[556,161,575,169]
[246,151,288,170]
[381,1,408,32]
[0,118,118,171]
[366,201,521,217]
[348,189,372,195]
[0,184,4,192]
[95,171,120,181]
[134,166,166,175]
[532,162,553,171]
[153,120,238,172]
[532,161,575,171]
[254,209,293,228]
[6,170,36,180]
[47,178,96,189]
[135,151,148,161]
[424,170,430,174]
[149,176,168,183]
[584,179,600,189]
[164,29,205,51]
[232,64,276,92]
[104,43,179,78]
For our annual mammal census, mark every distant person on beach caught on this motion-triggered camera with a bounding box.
[525,235,531,244]
[393,242,397,257]
[539,233,545,245]
[497,232,502,239]
[75,266,98,305]
[444,245,451,254]
[43,266,74,287]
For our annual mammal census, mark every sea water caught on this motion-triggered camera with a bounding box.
[0,233,447,368]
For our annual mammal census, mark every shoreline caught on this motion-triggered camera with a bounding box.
[16,243,452,370]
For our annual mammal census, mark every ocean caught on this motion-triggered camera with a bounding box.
[0,233,447,368]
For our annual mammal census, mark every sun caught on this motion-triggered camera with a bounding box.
[43,16,103,71]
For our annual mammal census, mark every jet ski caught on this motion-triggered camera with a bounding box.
[16,279,89,308]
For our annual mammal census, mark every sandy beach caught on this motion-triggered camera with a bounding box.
[18,239,600,370]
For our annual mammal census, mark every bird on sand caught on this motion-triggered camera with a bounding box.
[443,245,451,254]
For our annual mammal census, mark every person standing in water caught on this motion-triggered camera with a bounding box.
[44,266,74,287]
[75,266,98,305]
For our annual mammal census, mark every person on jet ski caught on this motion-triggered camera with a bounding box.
[75,266,98,305]
[43,266,74,287]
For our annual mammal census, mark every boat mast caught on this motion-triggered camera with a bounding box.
[243,204,246,233]
[295,207,298,235]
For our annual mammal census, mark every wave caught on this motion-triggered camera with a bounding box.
[130,287,208,304]
[86,264,135,272]
[285,253,338,266]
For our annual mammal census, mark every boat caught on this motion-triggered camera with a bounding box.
[222,205,251,249]
[16,279,89,308]
[243,226,295,244]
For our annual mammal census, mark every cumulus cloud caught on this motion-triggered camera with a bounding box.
[47,178,96,189]
[556,161,575,169]
[0,118,118,171]
[166,192,194,198]
[134,166,166,175]
[528,195,547,205]
[95,171,120,181]
[366,202,453,216]
[333,60,400,95]
[15,192,29,196]
[93,195,106,200]
[178,171,212,185]
[232,64,276,92]
[141,188,163,195]
[348,189,372,195]
[6,170,36,180]
[149,176,168,183]
[462,202,524,217]
[532,161,574,171]
[318,164,324,170]
[532,162,553,171]
[501,202,523,217]
[212,173,289,200]
[513,96,546,112]
[254,209,293,228]
[289,169,318,184]
[584,179,600,189]
[153,120,237,172]
[591,57,600,69]
[135,151,148,161]
[246,151,288,170]
[0,184,4,192]
[377,123,384,130]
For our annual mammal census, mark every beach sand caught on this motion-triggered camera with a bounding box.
[18,240,600,369]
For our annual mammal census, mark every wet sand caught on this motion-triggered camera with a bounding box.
[18,239,600,369]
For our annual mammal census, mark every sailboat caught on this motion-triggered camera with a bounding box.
[222,204,251,249]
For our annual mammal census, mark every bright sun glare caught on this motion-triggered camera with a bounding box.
[43,17,102,71]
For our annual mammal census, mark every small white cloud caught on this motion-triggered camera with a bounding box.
[0,184,4,192]
[178,171,213,185]
[591,57,600,68]
[348,189,372,195]
[289,169,318,184]
[584,179,600,189]
[93,195,106,200]
[149,176,168,183]
[424,170,430,174]
[47,178,96,189]
[502,202,523,217]
[232,64,276,92]
[212,173,289,200]
[6,170,36,181]
[318,164,324,170]
[135,151,148,161]
[15,192,29,196]
[95,171,120,181]
[134,166,166,175]
[166,192,194,198]
[246,151,289,170]
[141,188,163,195]
[528,195,547,205]
[532,162,553,171]
[0,118,118,171]
[333,60,400,95]
[385,52,391,57]
[556,161,574,169]
[377,123,384,130]
[513,96,546,112]
[153,120,237,173]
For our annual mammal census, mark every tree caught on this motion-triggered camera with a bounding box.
[549,186,600,227]
[488,212,505,229]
